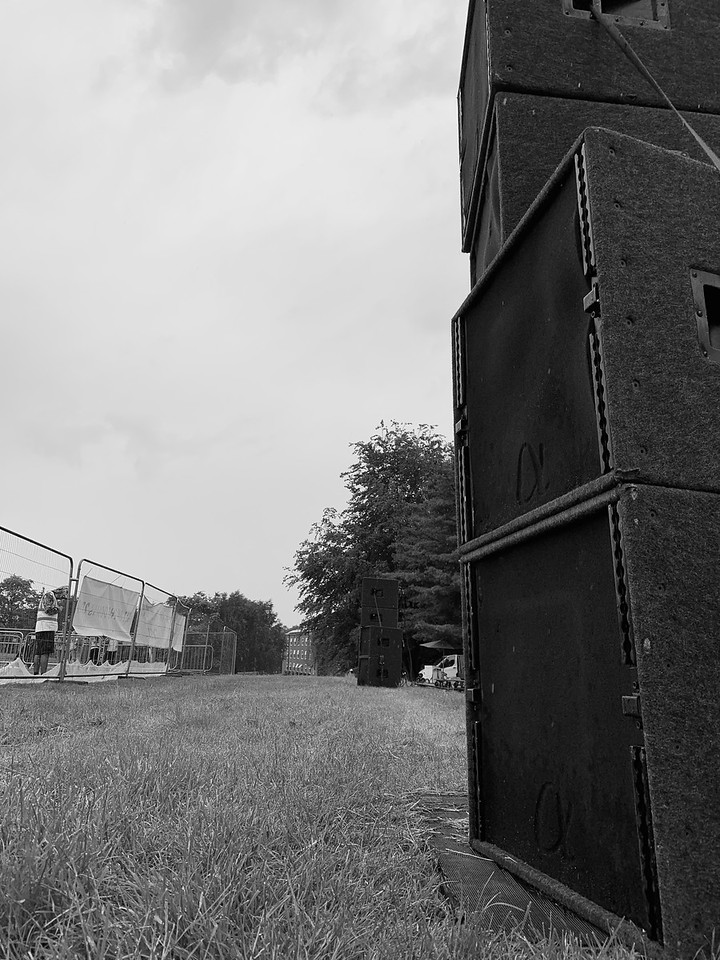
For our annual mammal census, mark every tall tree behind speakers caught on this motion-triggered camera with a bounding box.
[462,482,720,954]
[458,0,720,247]
[468,94,720,282]
[452,128,720,544]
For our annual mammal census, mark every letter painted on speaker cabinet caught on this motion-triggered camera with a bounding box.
[534,781,573,856]
[516,441,551,505]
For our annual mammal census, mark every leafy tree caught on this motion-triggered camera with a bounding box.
[287,422,461,674]
[178,591,286,674]
[0,576,42,629]
[286,508,359,674]
[394,457,462,668]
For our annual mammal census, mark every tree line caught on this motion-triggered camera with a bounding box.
[286,421,461,675]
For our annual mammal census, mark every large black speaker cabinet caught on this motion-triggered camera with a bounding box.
[463,483,720,955]
[361,577,399,610]
[357,626,403,687]
[360,607,398,627]
[458,0,720,244]
[468,93,720,279]
[452,128,720,545]
[360,606,399,628]
[360,577,399,627]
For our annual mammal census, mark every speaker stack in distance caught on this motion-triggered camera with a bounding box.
[356,578,403,687]
[452,128,720,955]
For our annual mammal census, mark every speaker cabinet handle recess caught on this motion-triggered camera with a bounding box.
[691,269,720,365]
[562,0,670,29]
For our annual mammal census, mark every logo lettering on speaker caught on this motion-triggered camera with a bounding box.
[516,441,551,505]
[534,781,573,855]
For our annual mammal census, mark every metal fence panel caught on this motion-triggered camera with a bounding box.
[134,582,177,675]
[209,630,236,675]
[0,526,73,683]
[167,600,191,672]
[179,628,236,675]
[64,561,144,681]
[179,643,213,672]
[1,530,238,686]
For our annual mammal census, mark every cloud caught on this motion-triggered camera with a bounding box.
[321,26,460,114]
[136,0,461,109]
[137,0,344,89]
[0,0,468,626]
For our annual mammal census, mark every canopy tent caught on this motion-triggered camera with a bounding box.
[419,639,462,651]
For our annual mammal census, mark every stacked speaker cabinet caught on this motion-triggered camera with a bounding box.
[360,577,399,628]
[458,0,720,283]
[469,94,720,282]
[452,128,720,954]
[357,578,403,687]
[356,626,403,687]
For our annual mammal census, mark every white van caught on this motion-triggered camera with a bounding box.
[417,654,464,688]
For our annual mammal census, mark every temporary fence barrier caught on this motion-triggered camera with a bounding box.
[60,560,144,682]
[178,643,214,672]
[133,581,178,674]
[0,526,235,686]
[167,600,191,672]
[0,525,73,684]
[207,629,237,675]
[0,630,25,663]
[174,627,237,675]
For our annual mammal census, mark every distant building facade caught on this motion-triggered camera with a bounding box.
[282,625,316,675]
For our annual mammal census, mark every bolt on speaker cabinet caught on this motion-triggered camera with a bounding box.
[453,128,720,545]
[468,93,720,281]
[458,0,720,246]
[357,626,403,687]
[463,483,720,955]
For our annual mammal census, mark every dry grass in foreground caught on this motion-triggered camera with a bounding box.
[0,675,636,959]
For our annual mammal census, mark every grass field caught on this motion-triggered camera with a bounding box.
[0,675,637,959]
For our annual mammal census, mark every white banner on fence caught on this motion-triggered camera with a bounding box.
[171,613,186,652]
[72,576,140,644]
[135,598,175,648]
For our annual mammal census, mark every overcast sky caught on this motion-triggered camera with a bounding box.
[0,0,469,627]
